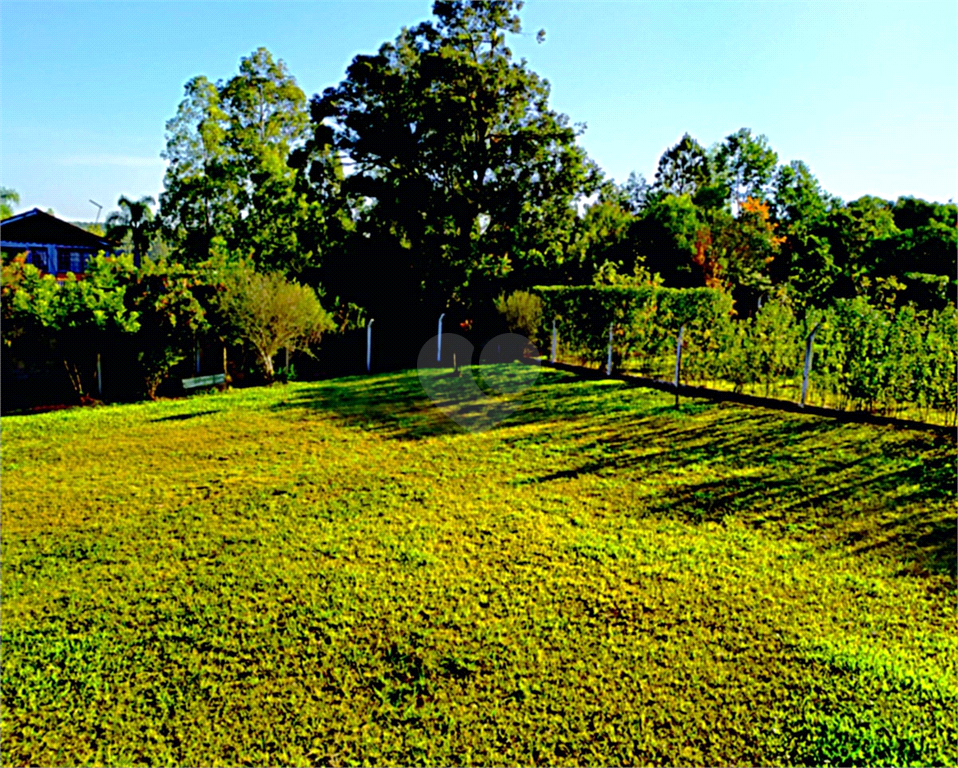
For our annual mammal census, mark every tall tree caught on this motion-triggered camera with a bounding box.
[159,48,315,273]
[768,160,838,307]
[771,160,832,225]
[622,171,651,215]
[653,133,712,198]
[630,193,706,288]
[887,196,957,278]
[713,127,778,207]
[565,185,638,284]
[160,75,236,262]
[105,195,156,263]
[311,0,598,320]
[695,197,784,303]
[825,195,899,295]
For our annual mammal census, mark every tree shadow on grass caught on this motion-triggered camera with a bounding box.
[510,398,956,577]
[272,368,596,440]
[274,368,955,576]
[151,410,220,423]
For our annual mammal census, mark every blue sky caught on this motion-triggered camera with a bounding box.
[2,1,956,221]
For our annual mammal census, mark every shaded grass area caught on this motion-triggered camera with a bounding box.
[2,369,955,766]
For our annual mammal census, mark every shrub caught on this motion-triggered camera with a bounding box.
[213,262,334,380]
[495,290,544,345]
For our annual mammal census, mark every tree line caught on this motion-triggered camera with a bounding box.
[2,0,955,408]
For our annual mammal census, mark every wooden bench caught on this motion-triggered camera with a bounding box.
[182,373,227,392]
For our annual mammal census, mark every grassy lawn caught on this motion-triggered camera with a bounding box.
[2,367,955,766]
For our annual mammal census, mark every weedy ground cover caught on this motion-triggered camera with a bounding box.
[2,368,955,765]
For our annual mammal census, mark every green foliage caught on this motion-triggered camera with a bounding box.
[810,297,957,420]
[314,0,598,313]
[631,193,706,288]
[564,193,639,285]
[534,285,733,371]
[1,257,61,350]
[536,283,954,424]
[212,261,334,379]
[1,373,954,765]
[750,298,802,396]
[105,195,156,263]
[1,186,21,219]
[712,127,778,205]
[709,297,802,395]
[653,132,712,197]
[495,290,544,344]
[1,255,214,399]
[1,254,141,396]
[160,48,319,274]
[121,258,210,399]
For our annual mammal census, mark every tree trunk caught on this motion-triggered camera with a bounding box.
[261,351,275,381]
[63,359,83,398]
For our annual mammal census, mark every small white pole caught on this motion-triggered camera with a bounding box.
[800,323,820,407]
[551,318,558,364]
[606,324,614,376]
[366,319,374,372]
[674,324,685,407]
[674,324,685,388]
[437,313,445,363]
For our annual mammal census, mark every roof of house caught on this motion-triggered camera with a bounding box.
[0,208,111,250]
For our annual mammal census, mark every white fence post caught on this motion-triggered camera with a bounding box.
[551,318,558,364]
[437,313,445,363]
[606,324,614,376]
[800,322,821,407]
[674,324,685,390]
[366,319,374,372]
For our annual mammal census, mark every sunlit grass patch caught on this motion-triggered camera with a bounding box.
[2,371,955,765]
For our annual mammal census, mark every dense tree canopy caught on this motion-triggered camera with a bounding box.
[147,4,954,331]
[602,129,955,314]
[159,48,320,274]
[310,0,599,322]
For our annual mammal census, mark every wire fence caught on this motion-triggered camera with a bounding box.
[533,286,957,428]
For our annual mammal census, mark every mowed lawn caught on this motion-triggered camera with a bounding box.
[2,367,955,766]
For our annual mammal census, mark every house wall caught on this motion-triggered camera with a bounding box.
[1,241,99,275]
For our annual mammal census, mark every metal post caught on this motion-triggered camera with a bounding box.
[437,313,445,363]
[366,319,374,372]
[801,323,821,407]
[606,324,614,376]
[196,345,201,374]
[551,318,558,364]
[97,352,102,397]
[674,324,685,406]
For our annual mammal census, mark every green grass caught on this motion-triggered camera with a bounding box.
[2,367,955,766]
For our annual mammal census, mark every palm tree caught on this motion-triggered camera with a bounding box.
[105,195,156,262]
[0,187,20,219]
